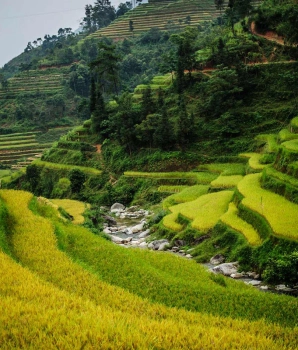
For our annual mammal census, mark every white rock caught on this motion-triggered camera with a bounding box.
[139,242,148,248]
[186,254,192,258]
[138,229,150,238]
[131,222,146,233]
[158,242,170,251]
[110,203,125,212]
[111,235,123,243]
[230,272,245,279]
[103,228,111,234]
[248,280,262,286]
[260,285,269,290]
[212,262,239,276]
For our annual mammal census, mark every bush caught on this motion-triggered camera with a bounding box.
[263,251,298,287]
[51,178,71,198]
[69,169,86,193]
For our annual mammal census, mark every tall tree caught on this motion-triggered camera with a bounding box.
[89,40,121,95]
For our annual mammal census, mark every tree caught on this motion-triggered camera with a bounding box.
[170,27,198,93]
[129,20,134,37]
[69,169,86,193]
[116,2,132,17]
[225,0,252,34]
[89,40,121,95]
[214,0,225,25]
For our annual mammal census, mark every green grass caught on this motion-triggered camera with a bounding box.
[220,202,262,246]
[210,175,243,188]
[165,190,233,232]
[197,163,246,176]
[33,160,102,175]
[237,173,298,241]
[163,185,209,209]
[124,171,218,185]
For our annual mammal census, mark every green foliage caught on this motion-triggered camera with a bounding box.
[263,251,298,287]
[69,169,86,193]
[51,178,71,198]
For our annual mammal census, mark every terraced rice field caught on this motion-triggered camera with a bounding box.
[0,189,297,349]
[237,173,298,240]
[0,68,68,99]
[50,199,90,224]
[0,128,72,170]
[86,0,262,41]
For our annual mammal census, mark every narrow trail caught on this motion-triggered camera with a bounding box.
[250,21,285,46]
[96,144,101,153]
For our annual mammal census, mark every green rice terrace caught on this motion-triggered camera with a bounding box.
[88,0,262,40]
[0,67,69,99]
[0,127,72,175]
[117,115,298,275]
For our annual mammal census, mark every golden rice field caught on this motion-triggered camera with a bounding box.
[163,185,209,209]
[220,202,262,246]
[158,185,189,193]
[165,190,233,232]
[50,199,90,224]
[237,174,298,240]
[210,175,243,188]
[240,153,268,171]
[1,190,298,348]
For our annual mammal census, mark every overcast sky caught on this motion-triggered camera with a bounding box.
[0,0,123,68]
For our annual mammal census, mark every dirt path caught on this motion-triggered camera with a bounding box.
[250,21,285,46]
[96,144,101,153]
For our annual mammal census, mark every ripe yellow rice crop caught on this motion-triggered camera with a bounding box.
[50,199,90,224]
[220,202,262,246]
[1,190,297,348]
[240,153,267,171]
[167,190,233,232]
[211,175,243,188]
[158,185,189,193]
[237,174,298,240]
[163,185,209,209]
[163,212,183,231]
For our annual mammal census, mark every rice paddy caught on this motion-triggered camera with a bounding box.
[240,153,268,171]
[220,202,262,246]
[1,189,297,348]
[237,173,298,240]
[164,190,233,232]
[50,199,90,224]
[210,175,243,188]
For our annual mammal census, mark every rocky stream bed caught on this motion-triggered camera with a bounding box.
[101,203,298,296]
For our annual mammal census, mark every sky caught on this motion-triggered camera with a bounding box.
[0,0,123,68]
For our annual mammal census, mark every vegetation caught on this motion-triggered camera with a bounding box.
[2,0,298,344]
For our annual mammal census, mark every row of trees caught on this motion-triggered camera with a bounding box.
[81,0,141,34]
